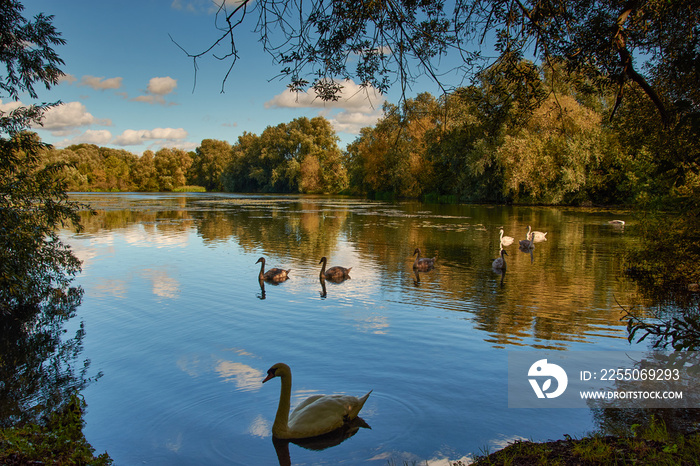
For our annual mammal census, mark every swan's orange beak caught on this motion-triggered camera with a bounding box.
[262,373,274,383]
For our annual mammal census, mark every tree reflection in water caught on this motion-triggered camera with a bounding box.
[589,352,700,435]
[0,287,101,427]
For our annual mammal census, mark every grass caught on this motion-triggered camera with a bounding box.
[173,185,206,192]
[384,417,700,465]
[470,417,700,465]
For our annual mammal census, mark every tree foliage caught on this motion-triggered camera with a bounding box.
[0,0,65,101]
[229,116,346,193]
[0,1,88,316]
[185,0,699,128]
[0,0,101,432]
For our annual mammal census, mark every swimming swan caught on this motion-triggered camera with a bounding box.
[256,257,291,282]
[492,249,508,269]
[413,248,436,270]
[499,229,514,247]
[519,227,535,249]
[262,362,372,439]
[319,257,352,281]
[531,230,547,242]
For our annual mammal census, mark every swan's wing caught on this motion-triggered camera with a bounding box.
[291,394,325,415]
[264,268,290,280]
[288,393,369,438]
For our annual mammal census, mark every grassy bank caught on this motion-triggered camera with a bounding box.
[470,418,700,465]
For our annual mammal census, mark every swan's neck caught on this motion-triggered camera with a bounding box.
[272,373,292,437]
[259,260,265,279]
[499,230,504,240]
[319,259,326,277]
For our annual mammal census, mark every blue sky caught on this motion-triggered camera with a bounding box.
[14,0,442,154]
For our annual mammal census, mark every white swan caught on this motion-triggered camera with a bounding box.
[256,257,291,282]
[499,228,514,247]
[531,229,547,242]
[413,248,436,270]
[492,249,507,269]
[262,362,372,439]
[319,257,352,282]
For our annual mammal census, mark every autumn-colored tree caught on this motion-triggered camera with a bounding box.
[347,93,441,198]
[497,94,604,204]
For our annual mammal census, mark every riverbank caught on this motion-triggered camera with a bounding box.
[470,419,700,465]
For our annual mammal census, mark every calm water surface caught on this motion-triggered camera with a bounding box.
[63,192,643,465]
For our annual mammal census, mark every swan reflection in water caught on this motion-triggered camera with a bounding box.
[258,278,266,300]
[257,276,289,300]
[271,417,371,466]
[493,267,506,287]
[518,246,535,264]
[319,276,327,298]
[413,269,424,286]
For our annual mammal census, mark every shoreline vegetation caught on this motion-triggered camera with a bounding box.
[41,62,679,209]
[470,419,700,465]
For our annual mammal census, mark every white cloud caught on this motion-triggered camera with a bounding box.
[265,79,384,111]
[52,130,113,149]
[0,99,24,113]
[265,79,385,136]
[328,108,384,134]
[73,129,113,145]
[58,74,78,85]
[132,77,178,105]
[171,0,245,14]
[131,95,163,104]
[114,127,188,146]
[40,101,112,134]
[147,77,177,95]
[215,361,264,391]
[79,75,123,90]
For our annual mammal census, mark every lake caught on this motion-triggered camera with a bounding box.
[62,192,644,465]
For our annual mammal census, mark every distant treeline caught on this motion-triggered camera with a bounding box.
[42,62,690,206]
